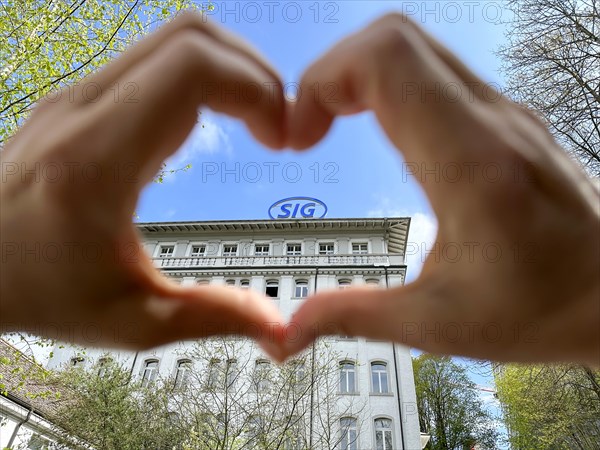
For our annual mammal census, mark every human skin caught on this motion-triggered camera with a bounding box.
[283,14,600,366]
[1,12,598,365]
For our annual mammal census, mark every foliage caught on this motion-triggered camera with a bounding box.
[0,0,207,144]
[49,358,185,449]
[413,355,498,450]
[44,338,363,450]
[495,364,600,450]
[498,0,600,175]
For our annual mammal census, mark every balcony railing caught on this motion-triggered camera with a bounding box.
[153,254,400,269]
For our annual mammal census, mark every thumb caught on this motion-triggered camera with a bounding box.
[282,283,434,358]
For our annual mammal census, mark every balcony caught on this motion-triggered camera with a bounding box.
[153,254,403,269]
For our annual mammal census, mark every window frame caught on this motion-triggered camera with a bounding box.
[286,242,302,256]
[157,244,175,258]
[374,417,394,450]
[351,242,369,255]
[340,417,358,450]
[141,359,159,387]
[222,243,239,257]
[174,358,192,389]
[188,243,207,258]
[338,279,352,289]
[293,280,309,299]
[254,359,271,393]
[265,279,279,298]
[70,356,85,367]
[254,243,271,256]
[339,360,357,394]
[318,242,335,255]
[370,361,390,394]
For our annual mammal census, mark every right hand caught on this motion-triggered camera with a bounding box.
[283,13,600,366]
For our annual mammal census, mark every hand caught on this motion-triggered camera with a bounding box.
[283,14,600,366]
[0,12,287,358]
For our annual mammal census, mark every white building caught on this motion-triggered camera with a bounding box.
[48,217,423,450]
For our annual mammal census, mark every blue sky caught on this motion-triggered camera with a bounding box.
[136,2,511,441]
[137,1,508,282]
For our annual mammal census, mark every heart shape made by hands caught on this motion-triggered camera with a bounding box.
[1,12,598,366]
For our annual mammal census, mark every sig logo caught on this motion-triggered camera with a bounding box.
[268,197,328,219]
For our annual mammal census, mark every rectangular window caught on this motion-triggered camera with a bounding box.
[340,418,358,450]
[340,362,356,394]
[286,243,302,256]
[223,244,238,257]
[294,281,309,298]
[190,245,206,257]
[141,360,158,387]
[371,363,389,394]
[375,418,393,450]
[265,281,279,298]
[159,245,174,258]
[319,243,335,255]
[254,244,270,256]
[351,243,368,255]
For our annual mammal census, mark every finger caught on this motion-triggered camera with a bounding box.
[35,11,281,113]
[85,29,285,199]
[138,284,286,361]
[282,283,446,357]
[288,14,513,210]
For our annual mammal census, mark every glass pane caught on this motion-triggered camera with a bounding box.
[372,371,380,392]
[376,431,383,450]
[381,372,388,393]
[385,431,393,450]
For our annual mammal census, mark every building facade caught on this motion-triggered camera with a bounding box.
[47,217,422,450]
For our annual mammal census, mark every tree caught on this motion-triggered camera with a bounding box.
[495,364,600,449]
[49,358,186,449]
[413,355,498,450]
[0,0,214,145]
[42,338,365,450]
[168,337,366,450]
[498,0,600,174]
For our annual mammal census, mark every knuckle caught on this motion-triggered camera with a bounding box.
[369,21,419,63]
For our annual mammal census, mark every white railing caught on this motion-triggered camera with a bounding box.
[153,254,396,268]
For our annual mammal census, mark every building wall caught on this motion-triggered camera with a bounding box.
[47,219,421,450]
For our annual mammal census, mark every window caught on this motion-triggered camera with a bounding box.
[254,360,271,392]
[374,418,393,450]
[226,279,236,286]
[294,361,307,384]
[196,278,210,285]
[371,363,389,394]
[366,278,380,286]
[319,242,335,255]
[340,361,356,393]
[286,243,302,256]
[265,280,279,298]
[226,359,238,390]
[159,245,174,258]
[70,356,85,367]
[27,434,51,450]
[207,359,222,390]
[240,279,250,289]
[223,244,238,257]
[254,244,270,256]
[190,245,206,257]
[97,357,111,377]
[294,280,309,298]
[141,359,159,386]
[174,359,191,389]
[338,279,352,289]
[247,415,263,447]
[351,243,368,255]
[340,417,358,450]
